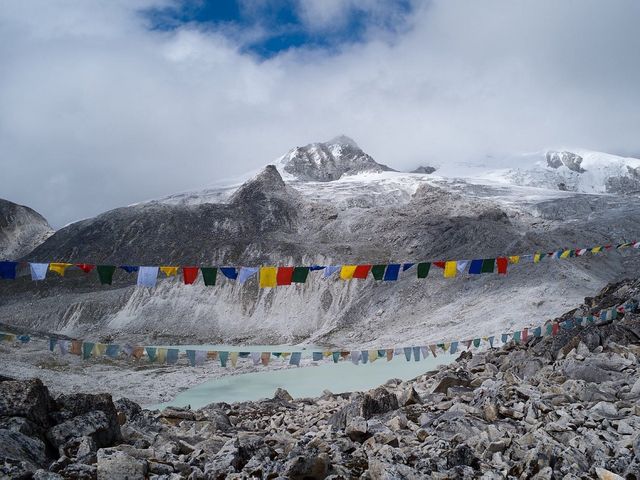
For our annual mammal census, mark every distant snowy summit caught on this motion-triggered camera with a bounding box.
[499,149,640,195]
[274,135,395,182]
[0,198,53,259]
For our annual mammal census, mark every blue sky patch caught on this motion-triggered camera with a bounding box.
[144,0,412,58]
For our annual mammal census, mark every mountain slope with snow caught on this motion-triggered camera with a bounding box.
[1,140,640,348]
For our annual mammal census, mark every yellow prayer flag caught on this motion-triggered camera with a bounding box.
[534,253,542,263]
[508,256,520,264]
[156,348,167,363]
[340,265,357,280]
[160,266,178,277]
[259,267,277,288]
[560,250,571,259]
[368,350,378,363]
[93,343,107,356]
[444,261,457,278]
[230,351,239,367]
[592,246,603,253]
[49,263,72,276]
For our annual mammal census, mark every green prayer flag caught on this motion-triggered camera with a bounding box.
[97,265,116,285]
[417,262,430,278]
[473,338,481,348]
[481,259,495,273]
[371,265,386,280]
[291,267,309,283]
[201,267,217,286]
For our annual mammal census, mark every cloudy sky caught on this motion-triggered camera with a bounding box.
[2,0,639,227]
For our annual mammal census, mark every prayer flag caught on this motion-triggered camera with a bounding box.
[238,267,258,284]
[17,334,29,344]
[508,256,520,264]
[429,345,438,357]
[323,266,340,278]
[402,263,415,271]
[560,250,571,259]
[351,351,361,365]
[432,261,446,269]
[512,331,521,344]
[160,266,178,277]
[289,352,302,366]
[229,351,239,367]
[386,349,394,361]
[468,260,483,274]
[93,343,107,356]
[70,340,82,355]
[97,265,116,285]
[0,261,18,279]
[361,350,368,364]
[591,246,603,253]
[450,341,458,354]
[496,257,508,275]
[421,346,430,358]
[383,264,400,281]
[456,261,469,273]
[201,267,217,286]
[182,267,199,285]
[120,265,139,273]
[76,264,95,274]
[412,346,421,362]
[137,266,159,288]
[251,352,261,365]
[312,352,323,361]
[49,337,57,351]
[443,261,457,278]
[261,352,270,366]
[156,348,167,363]
[292,267,309,283]
[82,342,95,359]
[58,340,70,355]
[417,262,430,278]
[501,334,509,344]
[522,328,528,342]
[50,263,72,276]
[368,350,377,363]
[370,265,386,280]
[403,347,412,362]
[332,352,340,363]
[488,336,495,348]
[276,266,294,285]
[353,265,372,279]
[534,253,542,263]
[260,267,278,288]
[481,259,495,273]
[186,350,196,366]
[146,347,157,362]
[218,351,228,367]
[340,265,357,280]
[132,347,144,359]
[473,338,481,348]
[220,267,238,280]
[106,345,120,358]
[30,263,48,281]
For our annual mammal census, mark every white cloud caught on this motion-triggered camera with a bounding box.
[1,0,639,227]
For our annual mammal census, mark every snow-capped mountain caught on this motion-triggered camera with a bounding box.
[1,139,640,349]
[274,135,395,182]
[0,199,53,260]
[487,150,640,195]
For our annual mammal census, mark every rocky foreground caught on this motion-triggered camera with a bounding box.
[2,280,640,479]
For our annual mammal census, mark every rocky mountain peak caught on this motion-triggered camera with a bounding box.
[546,151,586,173]
[277,136,395,182]
[229,165,288,204]
[0,198,53,259]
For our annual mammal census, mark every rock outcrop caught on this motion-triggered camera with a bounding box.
[2,278,640,479]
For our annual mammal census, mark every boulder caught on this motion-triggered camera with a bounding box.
[0,428,49,471]
[113,397,142,422]
[96,448,147,480]
[47,410,121,449]
[282,453,330,480]
[345,416,368,442]
[433,374,471,394]
[328,387,399,429]
[273,388,294,402]
[0,378,54,428]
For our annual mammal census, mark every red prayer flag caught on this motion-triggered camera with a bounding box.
[433,261,446,269]
[552,323,559,335]
[276,266,294,285]
[353,265,372,279]
[76,264,95,274]
[522,328,528,342]
[496,257,508,275]
[182,267,199,285]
